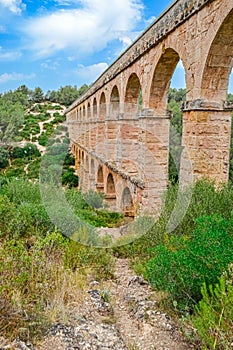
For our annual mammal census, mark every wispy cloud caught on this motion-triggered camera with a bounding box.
[0,25,6,32]
[75,62,108,84]
[0,0,26,14]
[22,0,144,58]
[0,72,35,84]
[0,47,22,61]
[40,59,60,70]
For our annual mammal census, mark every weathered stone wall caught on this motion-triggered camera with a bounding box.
[66,0,233,216]
[66,0,215,111]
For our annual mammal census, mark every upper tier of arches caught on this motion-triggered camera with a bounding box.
[67,0,232,123]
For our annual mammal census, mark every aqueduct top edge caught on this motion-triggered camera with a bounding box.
[65,0,213,114]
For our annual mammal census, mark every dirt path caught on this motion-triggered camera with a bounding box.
[103,258,190,350]
[35,258,191,350]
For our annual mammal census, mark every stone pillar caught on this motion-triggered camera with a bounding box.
[117,113,140,176]
[138,109,170,215]
[180,100,233,187]
[104,117,119,162]
[96,121,105,158]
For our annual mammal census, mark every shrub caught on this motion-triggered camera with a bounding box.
[83,190,104,209]
[115,180,233,260]
[38,132,48,146]
[192,264,233,349]
[11,143,40,159]
[64,241,115,280]
[0,147,9,168]
[62,168,79,188]
[144,215,233,311]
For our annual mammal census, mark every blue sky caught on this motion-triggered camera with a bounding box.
[0,0,232,93]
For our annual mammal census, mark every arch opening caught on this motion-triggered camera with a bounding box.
[93,97,97,120]
[149,48,180,112]
[168,58,186,185]
[106,173,115,194]
[121,187,134,217]
[83,105,86,119]
[99,92,106,121]
[96,165,104,192]
[110,85,120,119]
[87,102,90,119]
[201,9,233,101]
[105,173,116,208]
[149,48,186,184]
[125,73,142,119]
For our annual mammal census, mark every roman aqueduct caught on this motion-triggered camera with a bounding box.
[66,0,233,216]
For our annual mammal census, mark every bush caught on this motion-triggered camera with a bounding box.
[83,190,104,209]
[38,132,48,146]
[0,147,9,168]
[192,264,233,350]
[62,169,79,188]
[11,143,40,159]
[144,215,233,311]
[115,180,233,260]
[64,241,115,280]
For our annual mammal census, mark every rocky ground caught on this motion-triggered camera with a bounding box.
[0,259,196,350]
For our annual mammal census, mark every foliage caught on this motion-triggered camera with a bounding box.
[114,180,233,260]
[11,143,40,159]
[144,215,233,311]
[0,147,9,168]
[45,84,88,106]
[62,168,79,188]
[38,132,48,146]
[31,87,44,102]
[167,88,185,183]
[0,177,117,341]
[65,188,123,227]
[192,264,233,350]
[83,190,105,209]
[0,231,106,341]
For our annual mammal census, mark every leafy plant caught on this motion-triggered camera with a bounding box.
[144,215,233,311]
[192,264,233,349]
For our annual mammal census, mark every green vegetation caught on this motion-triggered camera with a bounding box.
[0,177,116,342]
[0,86,233,348]
[191,265,233,349]
[168,88,184,183]
[113,179,233,349]
[145,215,233,311]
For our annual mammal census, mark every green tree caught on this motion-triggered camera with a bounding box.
[31,87,44,103]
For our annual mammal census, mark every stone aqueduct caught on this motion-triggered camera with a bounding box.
[66,0,233,216]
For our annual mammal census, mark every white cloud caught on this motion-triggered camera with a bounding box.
[0,47,22,61]
[0,72,35,84]
[144,16,156,26]
[75,62,108,84]
[0,0,26,14]
[23,0,143,58]
[40,59,60,70]
[119,36,134,48]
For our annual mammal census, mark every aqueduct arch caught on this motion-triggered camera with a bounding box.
[66,0,233,216]
[200,9,233,101]
[125,73,142,118]
[110,85,120,118]
[149,48,181,112]
[99,92,106,121]
[121,187,134,217]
